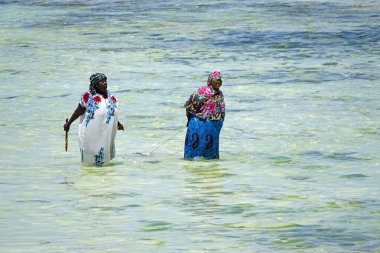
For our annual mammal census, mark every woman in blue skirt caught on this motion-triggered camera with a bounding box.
[184,71,225,159]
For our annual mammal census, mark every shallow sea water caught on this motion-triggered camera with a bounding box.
[1,1,380,252]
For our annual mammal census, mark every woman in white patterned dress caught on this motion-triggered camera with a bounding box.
[64,73,124,165]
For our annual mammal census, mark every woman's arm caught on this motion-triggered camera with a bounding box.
[186,111,191,127]
[64,103,86,132]
[185,92,197,127]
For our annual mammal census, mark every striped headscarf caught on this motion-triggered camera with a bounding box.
[89,73,107,94]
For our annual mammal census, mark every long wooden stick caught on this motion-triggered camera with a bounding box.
[65,118,68,152]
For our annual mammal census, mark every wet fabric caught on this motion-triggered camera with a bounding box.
[78,90,118,165]
[184,116,223,159]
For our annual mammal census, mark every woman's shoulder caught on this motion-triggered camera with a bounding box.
[107,90,118,103]
[79,91,92,107]
[81,91,91,100]
[197,85,211,93]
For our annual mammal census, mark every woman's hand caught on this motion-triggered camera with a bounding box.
[117,121,124,131]
[64,104,86,132]
[64,121,70,132]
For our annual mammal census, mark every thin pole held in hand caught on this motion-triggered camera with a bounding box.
[65,118,68,152]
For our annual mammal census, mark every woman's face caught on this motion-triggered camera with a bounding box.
[96,79,107,94]
[211,79,222,90]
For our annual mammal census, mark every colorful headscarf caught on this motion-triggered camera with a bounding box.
[207,71,222,86]
[89,73,107,94]
[185,71,225,121]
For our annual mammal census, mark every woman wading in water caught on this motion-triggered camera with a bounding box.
[184,71,225,159]
[64,73,124,165]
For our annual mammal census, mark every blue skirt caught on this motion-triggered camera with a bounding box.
[184,117,223,159]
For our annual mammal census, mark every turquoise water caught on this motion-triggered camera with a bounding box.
[1,1,380,252]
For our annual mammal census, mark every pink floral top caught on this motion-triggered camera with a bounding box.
[184,85,225,121]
